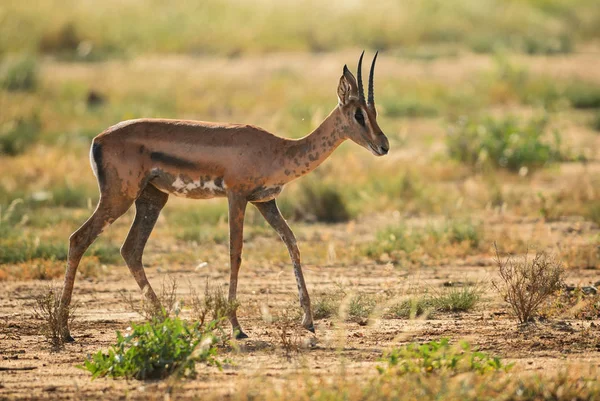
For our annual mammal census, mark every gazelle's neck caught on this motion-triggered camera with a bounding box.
[279,107,346,182]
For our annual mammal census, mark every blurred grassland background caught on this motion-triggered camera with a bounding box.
[1,0,600,278]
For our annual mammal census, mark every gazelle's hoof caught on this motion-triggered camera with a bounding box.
[64,334,75,343]
[234,330,249,339]
[305,324,315,333]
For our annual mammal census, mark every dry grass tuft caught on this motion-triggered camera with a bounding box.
[493,244,564,324]
[31,285,77,350]
[118,276,180,321]
[189,281,238,329]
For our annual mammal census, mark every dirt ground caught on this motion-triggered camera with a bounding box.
[1,212,600,400]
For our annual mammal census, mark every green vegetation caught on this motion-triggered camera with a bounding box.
[377,338,512,375]
[295,181,352,223]
[313,287,346,320]
[1,56,38,92]
[566,82,600,109]
[79,316,223,380]
[365,219,483,264]
[4,0,600,56]
[386,297,434,319]
[431,285,483,313]
[231,371,600,401]
[381,97,439,118]
[0,114,41,156]
[447,115,564,172]
[386,285,482,319]
[347,292,377,325]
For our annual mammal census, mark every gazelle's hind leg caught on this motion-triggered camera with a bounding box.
[120,184,169,312]
[58,192,136,341]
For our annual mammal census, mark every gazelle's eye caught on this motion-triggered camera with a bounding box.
[354,109,365,126]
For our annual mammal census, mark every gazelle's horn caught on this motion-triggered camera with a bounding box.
[357,50,365,102]
[368,51,378,107]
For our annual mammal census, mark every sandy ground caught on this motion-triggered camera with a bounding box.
[2,242,600,400]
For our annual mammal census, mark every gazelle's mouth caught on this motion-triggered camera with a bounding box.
[368,143,388,156]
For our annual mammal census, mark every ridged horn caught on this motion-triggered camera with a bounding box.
[357,50,365,102]
[368,51,378,107]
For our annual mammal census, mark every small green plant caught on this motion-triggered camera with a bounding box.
[431,285,483,313]
[313,287,346,320]
[377,338,512,376]
[386,297,434,319]
[365,224,419,261]
[1,56,38,91]
[79,316,223,380]
[445,219,482,248]
[566,82,600,109]
[32,286,77,350]
[447,115,563,172]
[0,115,41,156]
[493,245,564,324]
[347,292,377,325]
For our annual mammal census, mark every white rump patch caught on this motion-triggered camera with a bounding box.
[89,145,98,178]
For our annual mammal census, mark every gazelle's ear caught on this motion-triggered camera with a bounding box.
[337,65,358,106]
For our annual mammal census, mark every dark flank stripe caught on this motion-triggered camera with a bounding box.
[92,142,105,188]
[150,152,196,169]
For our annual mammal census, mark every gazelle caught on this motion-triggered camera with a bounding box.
[58,52,388,340]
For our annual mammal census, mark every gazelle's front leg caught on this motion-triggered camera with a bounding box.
[253,199,315,333]
[227,193,248,339]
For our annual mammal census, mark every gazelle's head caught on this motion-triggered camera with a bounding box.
[336,51,389,156]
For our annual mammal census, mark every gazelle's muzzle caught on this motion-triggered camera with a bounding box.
[372,134,389,156]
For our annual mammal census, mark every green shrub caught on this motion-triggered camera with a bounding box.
[445,219,481,248]
[0,233,68,264]
[89,242,121,265]
[386,297,433,319]
[347,293,377,325]
[365,225,419,261]
[313,287,346,320]
[295,181,352,223]
[48,184,94,208]
[1,56,38,92]
[79,316,223,380]
[431,286,482,313]
[378,338,512,375]
[38,22,118,62]
[447,115,563,172]
[365,220,482,264]
[0,115,41,156]
[566,82,600,109]
[386,285,481,319]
